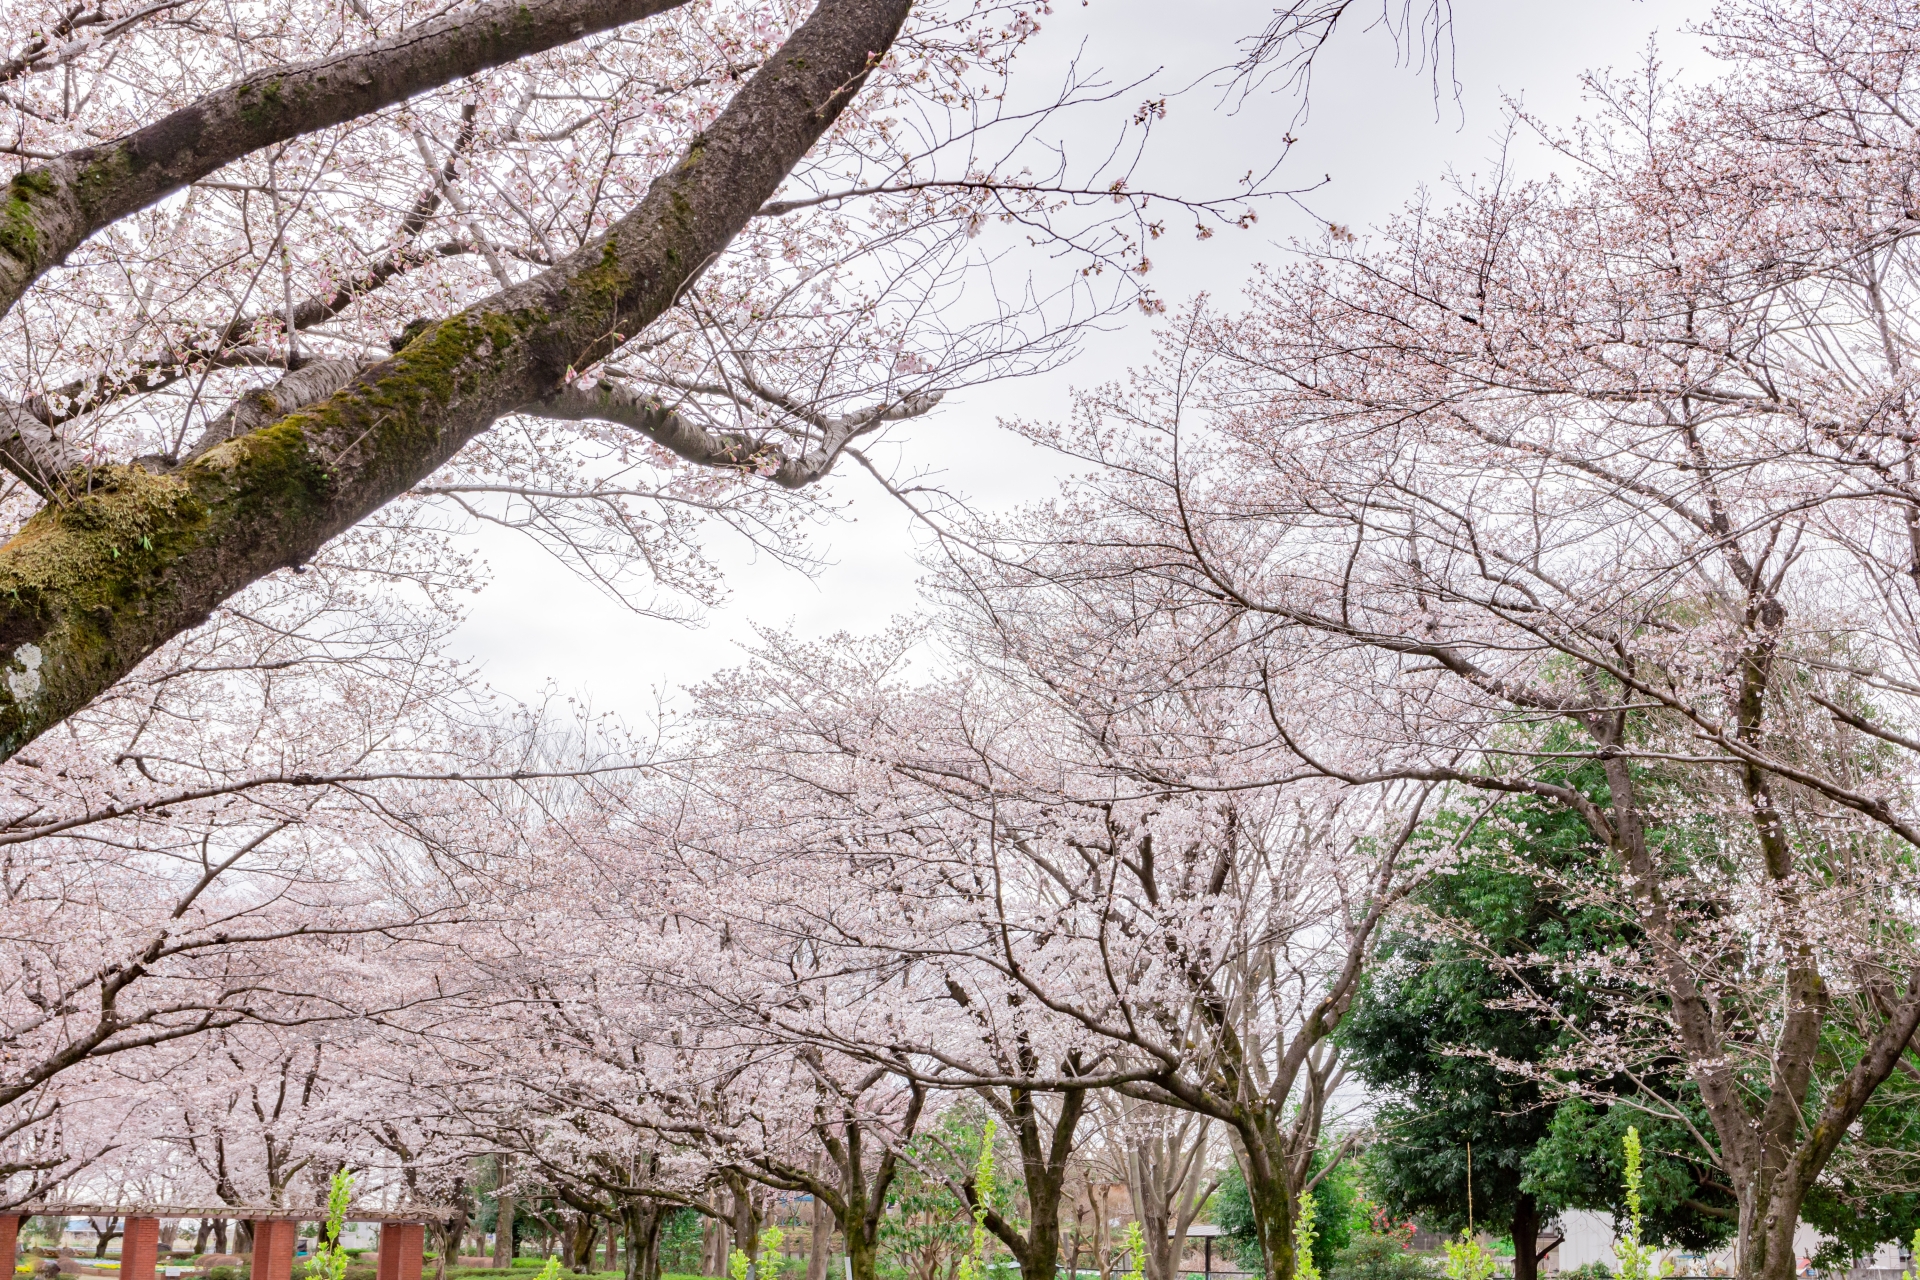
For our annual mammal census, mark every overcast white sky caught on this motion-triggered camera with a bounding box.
[453,0,1719,715]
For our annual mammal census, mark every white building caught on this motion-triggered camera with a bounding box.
[1549,1210,1908,1277]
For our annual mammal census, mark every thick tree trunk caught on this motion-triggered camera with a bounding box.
[808,1192,828,1280]
[1510,1196,1539,1280]
[843,1232,876,1280]
[495,1174,516,1269]
[619,1204,663,1280]
[1745,1179,1808,1280]
[1237,1133,1297,1280]
[979,1089,1083,1280]
[570,1217,601,1274]
[0,0,916,765]
[726,1179,759,1274]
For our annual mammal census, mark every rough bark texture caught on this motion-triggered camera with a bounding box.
[1240,1126,1297,1280]
[1123,1115,1213,1280]
[976,1089,1084,1280]
[0,0,696,317]
[493,1155,514,1270]
[0,0,914,762]
[618,1201,664,1280]
[808,1185,829,1280]
[564,1214,599,1274]
[1511,1195,1538,1280]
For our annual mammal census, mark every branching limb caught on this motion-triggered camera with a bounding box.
[0,402,87,496]
[180,359,366,463]
[527,374,942,489]
[0,0,697,318]
[0,0,916,761]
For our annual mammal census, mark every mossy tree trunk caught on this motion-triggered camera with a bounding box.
[618,1202,665,1280]
[0,0,913,762]
[969,1086,1086,1280]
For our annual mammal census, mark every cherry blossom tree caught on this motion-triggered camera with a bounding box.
[0,0,1286,763]
[962,1,1920,1275]
[677,557,1431,1280]
[1098,1097,1216,1280]
[0,489,663,1205]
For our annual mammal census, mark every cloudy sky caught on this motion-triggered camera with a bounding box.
[454,0,1719,715]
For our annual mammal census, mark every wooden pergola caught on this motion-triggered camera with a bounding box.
[2,1204,458,1280]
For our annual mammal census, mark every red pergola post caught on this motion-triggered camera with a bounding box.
[249,1222,297,1280]
[121,1219,160,1280]
[377,1225,423,1280]
[0,1214,21,1277]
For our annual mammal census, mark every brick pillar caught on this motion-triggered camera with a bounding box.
[0,1215,21,1276]
[377,1225,423,1280]
[122,1219,160,1280]
[249,1223,297,1280]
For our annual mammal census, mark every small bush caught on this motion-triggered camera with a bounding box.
[1330,1234,1441,1280]
[1560,1267,1613,1280]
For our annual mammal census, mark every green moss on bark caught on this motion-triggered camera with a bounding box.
[0,466,209,755]
[74,148,133,212]
[267,306,537,485]
[0,413,344,755]
[235,77,288,127]
[0,171,56,268]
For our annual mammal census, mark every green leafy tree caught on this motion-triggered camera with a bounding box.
[1521,1101,1732,1254]
[881,1111,1014,1280]
[1218,1145,1361,1278]
[1345,787,1603,1280]
[1346,780,1738,1278]
[656,1211,706,1277]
